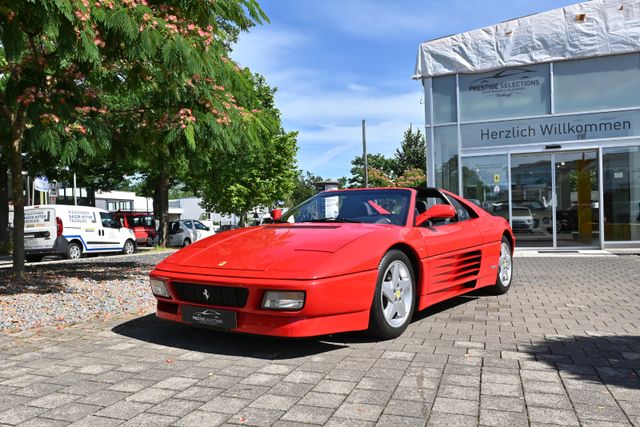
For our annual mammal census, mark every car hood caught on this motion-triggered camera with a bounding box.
[157,223,380,273]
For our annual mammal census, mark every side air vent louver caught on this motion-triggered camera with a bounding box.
[430,250,482,288]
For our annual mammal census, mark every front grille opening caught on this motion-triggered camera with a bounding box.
[157,300,178,314]
[172,282,249,308]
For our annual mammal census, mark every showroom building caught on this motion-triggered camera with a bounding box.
[414,0,640,249]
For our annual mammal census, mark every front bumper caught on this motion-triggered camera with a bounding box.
[150,269,378,337]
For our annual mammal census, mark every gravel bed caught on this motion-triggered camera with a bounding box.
[0,252,173,333]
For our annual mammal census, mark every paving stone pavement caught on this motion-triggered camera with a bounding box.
[1,255,639,426]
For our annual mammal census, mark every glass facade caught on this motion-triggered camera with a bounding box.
[461,155,508,210]
[425,52,640,247]
[432,75,457,124]
[433,126,458,193]
[458,63,551,121]
[554,54,640,114]
[603,147,640,241]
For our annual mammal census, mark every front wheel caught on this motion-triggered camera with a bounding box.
[489,236,513,295]
[368,250,415,340]
[183,238,191,247]
[122,240,135,255]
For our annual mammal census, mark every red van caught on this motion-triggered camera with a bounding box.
[112,211,157,246]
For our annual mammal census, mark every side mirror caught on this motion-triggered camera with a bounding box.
[415,204,456,227]
[205,226,210,231]
[271,208,282,221]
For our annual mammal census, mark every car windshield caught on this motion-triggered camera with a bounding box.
[281,189,411,226]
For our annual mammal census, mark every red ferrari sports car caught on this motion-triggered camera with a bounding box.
[149,187,514,339]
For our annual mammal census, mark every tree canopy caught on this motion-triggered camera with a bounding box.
[0,0,295,278]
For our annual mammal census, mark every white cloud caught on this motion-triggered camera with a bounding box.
[278,89,423,124]
[231,27,309,72]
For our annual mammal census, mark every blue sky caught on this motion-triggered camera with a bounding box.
[230,0,578,180]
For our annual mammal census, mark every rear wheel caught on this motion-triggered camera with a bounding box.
[65,242,82,260]
[183,238,191,247]
[489,236,513,295]
[368,250,415,340]
[122,239,135,255]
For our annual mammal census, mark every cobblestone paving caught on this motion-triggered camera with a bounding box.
[0,255,639,426]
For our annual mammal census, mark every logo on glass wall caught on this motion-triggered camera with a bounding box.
[467,68,542,98]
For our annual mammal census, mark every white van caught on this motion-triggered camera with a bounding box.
[24,205,137,262]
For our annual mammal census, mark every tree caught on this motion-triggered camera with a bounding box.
[198,131,298,225]
[0,1,164,278]
[288,171,323,207]
[1,0,271,276]
[368,167,426,188]
[348,153,396,188]
[109,4,270,247]
[394,125,426,180]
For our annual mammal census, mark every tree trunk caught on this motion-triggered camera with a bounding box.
[10,110,27,280]
[153,168,170,247]
[0,165,9,256]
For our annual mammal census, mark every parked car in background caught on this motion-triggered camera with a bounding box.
[112,211,157,246]
[492,203,534,233]
[168,219,215,247]
[24,205,136,261]
[217,224,240,233]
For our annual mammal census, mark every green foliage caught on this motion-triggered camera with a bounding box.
[288,171,324,207]
[394,125,426,178]
[348,153,396,188]
[198,131,298,217]
[0,0,281,263]
[347,125,427,188]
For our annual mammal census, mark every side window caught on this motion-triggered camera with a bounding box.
[183,221,193,229]
[169,222,179,234]
[448,197,470,222]
[194,221,207,230]
[100,212,119,229]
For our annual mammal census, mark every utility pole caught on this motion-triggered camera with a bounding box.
[362,119,368,188]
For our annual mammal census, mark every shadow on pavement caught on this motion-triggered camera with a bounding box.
[112,294,481,352]
[524,335,640,389]
[112,314,349,360]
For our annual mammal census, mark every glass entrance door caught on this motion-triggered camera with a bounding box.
[509,150,600,248]
[510,154,554,247]
[555,151,599,247]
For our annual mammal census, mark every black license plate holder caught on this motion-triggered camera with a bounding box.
[181,305,237,330]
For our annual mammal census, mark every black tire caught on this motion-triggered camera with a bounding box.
[65,242,83,260]
[122,239,135,255]
[489,236,513,295]
[183,238,191,247]
[25,255,43,263]
[367,249,416,340]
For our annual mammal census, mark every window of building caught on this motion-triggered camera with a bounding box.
[554,53,640,114]
[461,155,508,214]
[603,146,640,242]
[459,63,551,121]
[433,126,459,193]
[106,200,132,211]
[432,75,457,124]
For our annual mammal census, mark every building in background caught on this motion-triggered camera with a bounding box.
[415,0,640,249]
[169,196,239,225]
